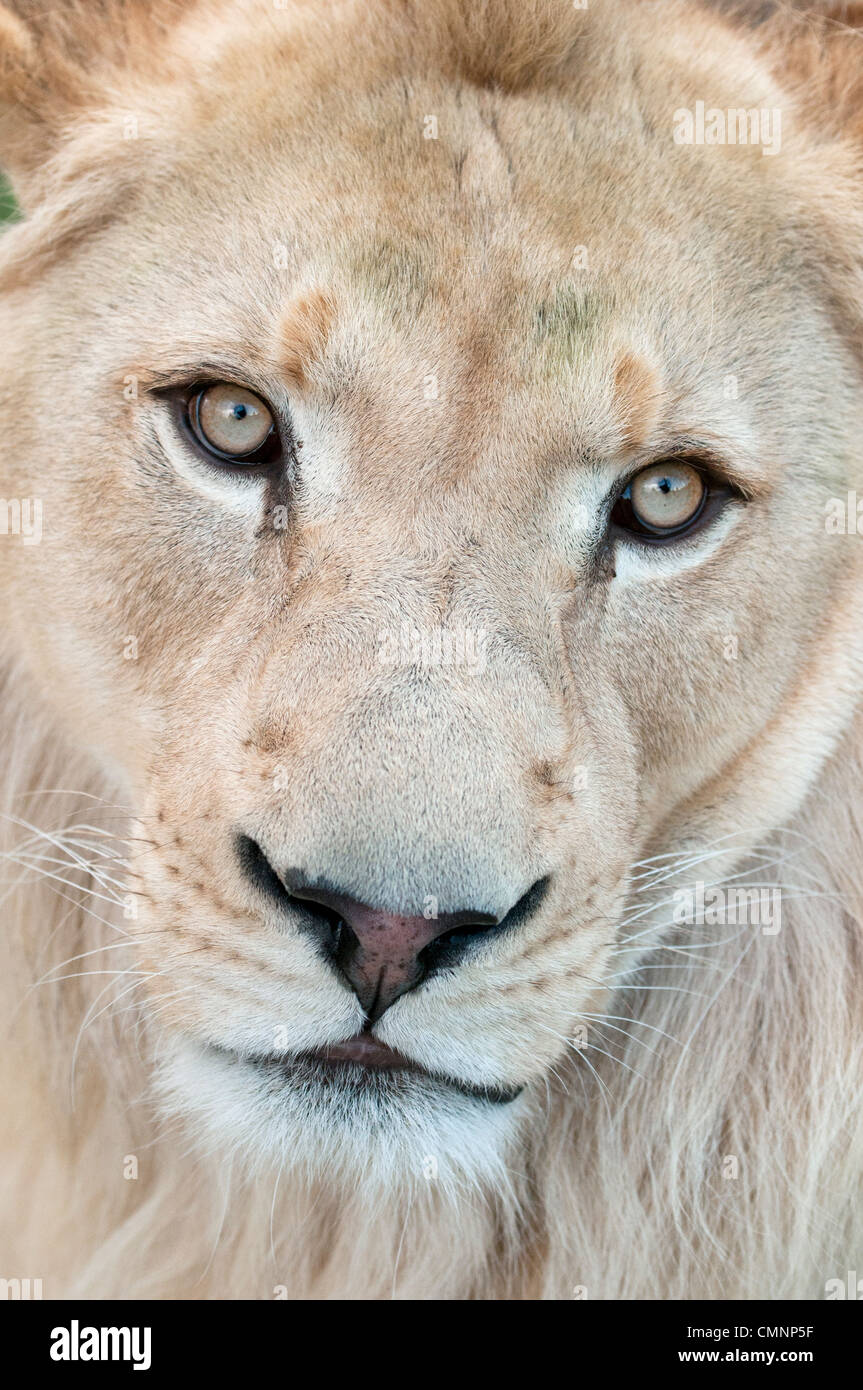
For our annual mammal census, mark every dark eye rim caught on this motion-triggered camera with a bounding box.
[609,458,732,544]
[170,381,284,469]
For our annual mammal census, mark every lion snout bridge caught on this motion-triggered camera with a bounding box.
[237,643,560,1017]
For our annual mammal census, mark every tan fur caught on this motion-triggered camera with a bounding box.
[279,288,338,391]
[1,0,863,1299]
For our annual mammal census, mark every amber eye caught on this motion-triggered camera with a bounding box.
[612,461,707,538]
[187,382,280,463]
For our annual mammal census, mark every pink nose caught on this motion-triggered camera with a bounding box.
[286,878,499,1019]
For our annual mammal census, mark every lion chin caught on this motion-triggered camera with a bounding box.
[2,0,863,1301]
[157,1035,528,1197]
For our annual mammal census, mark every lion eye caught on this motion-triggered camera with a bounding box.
[613,461,706,538]
[188,383,279,463]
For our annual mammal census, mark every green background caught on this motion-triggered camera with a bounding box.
[0,170,18,225]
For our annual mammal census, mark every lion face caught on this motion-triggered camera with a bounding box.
[2,0,862,1191]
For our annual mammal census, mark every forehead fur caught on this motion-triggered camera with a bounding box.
[1,0,862,387]
[3,1,863,191]
[0,0,858,494]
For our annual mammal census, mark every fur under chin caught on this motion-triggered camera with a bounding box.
[2,659,863,1299]
[155,1037,528,1200]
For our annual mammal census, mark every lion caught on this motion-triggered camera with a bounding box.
[0,0,862,1301]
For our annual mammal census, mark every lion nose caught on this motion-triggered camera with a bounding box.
[236,839,549,1021]
[284,873,501,1020]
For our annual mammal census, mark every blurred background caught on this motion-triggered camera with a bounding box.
[0,170,17,225]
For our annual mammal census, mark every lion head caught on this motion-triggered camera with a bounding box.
[1,0,863,1298]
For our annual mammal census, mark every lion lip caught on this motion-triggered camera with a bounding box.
[308,1034,420,1071]
[229,1034,524,1104]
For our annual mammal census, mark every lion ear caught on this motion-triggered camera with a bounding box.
[759,2,863,145]
[0,5,97,191]
[0,1,178,204]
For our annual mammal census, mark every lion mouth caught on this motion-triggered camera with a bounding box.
[221,1033,524,1105]
[306,1032,422,1071]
